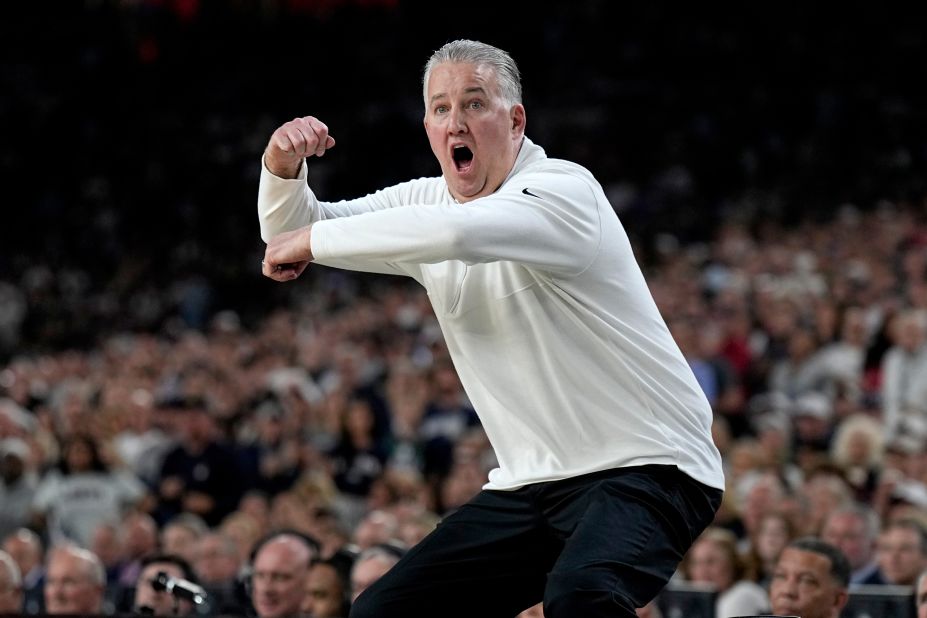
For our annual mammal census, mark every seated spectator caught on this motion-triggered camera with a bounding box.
[350,544,405,604]
[769,537,849,618]
[301,551,354,618]
[249,532,319,618]
[192,531,241,587]
[0,549,22,614]
[32,433,147,548]
[829,414,885,504]
[0,437,38,542]
[351,509,399,552]
[682,527,769,616]
[877,518,927,586]
[117,511,159,587]
[160,513,208,565]
[133,553,198,616]
[155,396,245,527]
[1,528,44,613]
[746,510,799,587]
[44,545,106,615]
[820,503,884,585]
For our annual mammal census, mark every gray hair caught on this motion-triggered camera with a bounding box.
[825,502,881,542]
[0,550,21,588]
[422,40,522,107]
[50,545,106,586]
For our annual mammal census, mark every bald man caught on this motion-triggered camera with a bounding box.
[44,545,105,615]
[251,533,316,618]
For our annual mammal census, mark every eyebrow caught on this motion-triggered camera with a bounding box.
[429,86,488,104]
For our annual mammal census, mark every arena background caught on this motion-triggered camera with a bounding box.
[2,1,925,356]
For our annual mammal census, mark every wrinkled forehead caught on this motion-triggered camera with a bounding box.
[425,62,502,102]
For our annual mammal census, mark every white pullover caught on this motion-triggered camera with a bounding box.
[258,138,724,491]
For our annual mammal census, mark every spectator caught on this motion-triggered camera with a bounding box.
[43,545,106,615]
[249,532,318,618]
[746,510,799,588]
[682,527,769,616]
[192,532,241,587]
[0,550,22,614]
[877,518,927,586]
[349,545,404,604]
[820,504,884,585]
[829,414,885,504]
[301,553,353,618]
[160,513,209,565]
[116,511,159,587]
[881,309,927,441]
[32,433,146,548]
[1,528,44,613]
[768,537,849,618]
[0,438,38,541]
[133,553,198,616]
[155,396,244,526]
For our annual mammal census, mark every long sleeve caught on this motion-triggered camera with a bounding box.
[311,170,602,278]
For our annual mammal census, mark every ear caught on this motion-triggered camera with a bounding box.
[510,103,526,137]
[833,588,849,612]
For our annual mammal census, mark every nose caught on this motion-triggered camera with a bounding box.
[448,108,467,134]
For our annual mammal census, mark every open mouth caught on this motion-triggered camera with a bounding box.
[452,145,474,172]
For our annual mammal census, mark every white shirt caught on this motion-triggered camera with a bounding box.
[258,137,724,491]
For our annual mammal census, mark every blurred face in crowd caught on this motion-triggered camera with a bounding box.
[686,538,734,592]
[822,512,873,571]
[44,548,104,615]
[0,555,22,614]
[423,62,525,203]
[301,562,345,617]
[2,532,42,577]
[351,554,398,603]
[161,524,198,564]
[878,525,927,585]
[193,533,241,585]
[251,537,313,618]
[770,547,847,618]
[756,513,792,567]
[134,561,193,616]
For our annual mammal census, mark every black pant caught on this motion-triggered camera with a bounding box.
[349,464,722,618]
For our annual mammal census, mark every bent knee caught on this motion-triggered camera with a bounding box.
[544,569,637,618]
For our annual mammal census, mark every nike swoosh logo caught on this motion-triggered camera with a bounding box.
[522,188,541,198]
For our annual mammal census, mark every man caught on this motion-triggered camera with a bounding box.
[877,518,927,586]
[258,40,723,617]
[43,545,106,615]
[0,549,22,614]
[821,504,884,584]
[133,554,198,616]
[2,528,44,613]
[156,397,242,526]
[0,438,37,541]
[769,537,850,618]
[250,533,316,618]
[349,545,402,604]
[303,558,351,618]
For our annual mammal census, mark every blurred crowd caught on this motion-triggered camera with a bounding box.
[3,1,927,617]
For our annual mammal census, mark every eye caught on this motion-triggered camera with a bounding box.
[435,105,448,114]
[469,100,483,110]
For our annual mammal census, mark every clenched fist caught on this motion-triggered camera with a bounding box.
[264,116,336,179]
